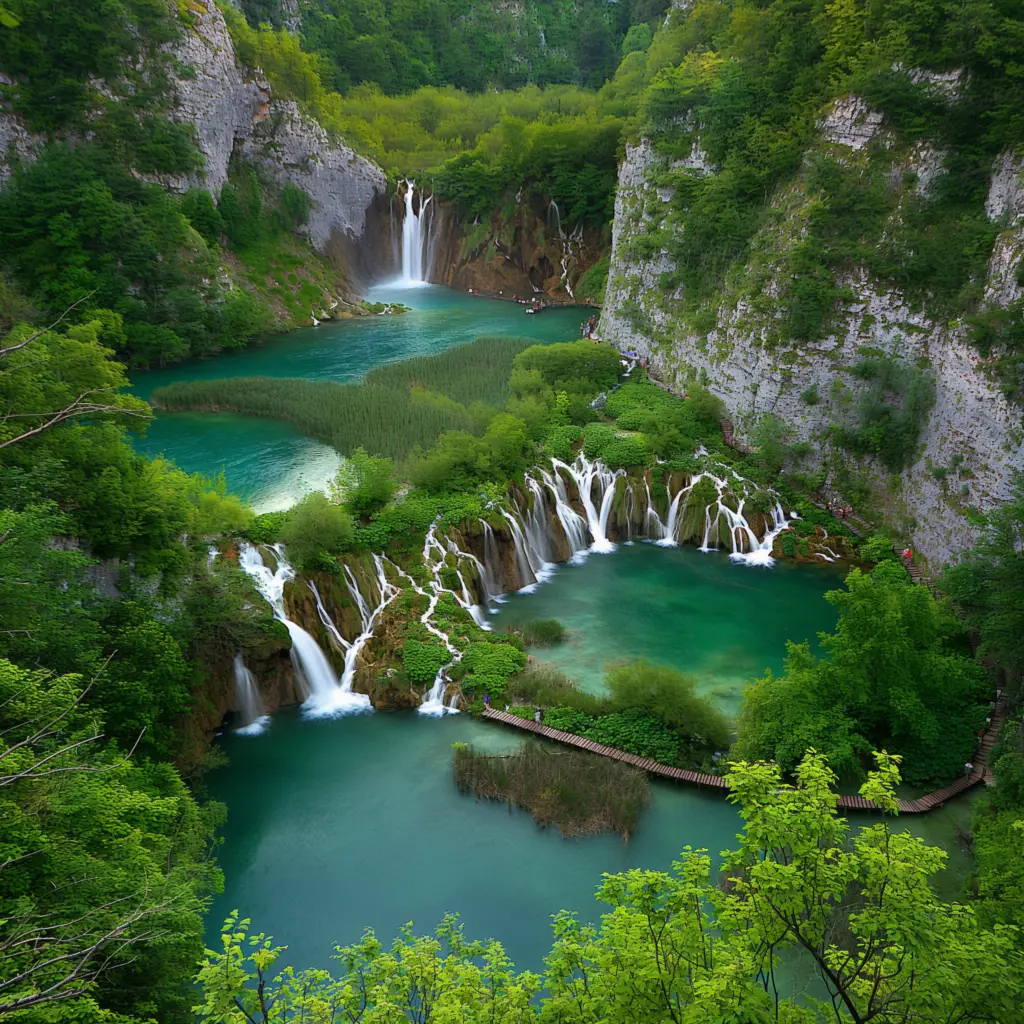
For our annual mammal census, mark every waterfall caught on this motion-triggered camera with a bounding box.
[238,543,372,717]
[644,478,667,542]
[502,509,554,591]
[550,455,623,554]
[729,502,791,567]
[398,180,433,286]
[232,653,269,735]
[538,467,589,560]
[479,519,505,607]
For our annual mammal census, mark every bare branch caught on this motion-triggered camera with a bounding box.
[0,292,97,360]
[0,389,148,450]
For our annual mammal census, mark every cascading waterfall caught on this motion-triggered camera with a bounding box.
[238,543,372,717]
[478,520,505,607]
[550,455,623,553]
[232,653,269,735]
[644,479,668,542]
[538,467,589,560]
[398,180,434,286]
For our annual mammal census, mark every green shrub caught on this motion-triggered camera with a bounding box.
[515,619,566,646]
[458,641,527,697]
[279,492,353,571]
[401,639,449,683]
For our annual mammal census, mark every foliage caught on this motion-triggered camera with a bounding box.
[513,618,566,646]
[0,658,222,1021]
[944,476,1024,679]
[860,533,898,563]
[630,0,1022,325]
[330,447,396,518]
[735,562,987,784]
[606,659,730,751]
[0,0,178,131]
[232,0,663,97]
[400,638,448,684]
[457,641,527,697]
[279,491,353,572]
[453,741,650,838]
[831,357,937,473]
[0,147,277,366]
[197,752,1024,1023]
[969,299,1024,404]
[574,253,610,304]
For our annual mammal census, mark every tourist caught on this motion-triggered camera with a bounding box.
[483,692,491,708]
[533,709,541,724]
[964,761,974,777]
[902,547,913,561]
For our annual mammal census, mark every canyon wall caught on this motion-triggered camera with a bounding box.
[427,194,605,299]
[601,107,1024,567]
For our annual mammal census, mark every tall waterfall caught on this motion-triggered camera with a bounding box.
[398,180,433,286]
[549,455,623,554]
[238,543,372,717]
[232,653,269,735]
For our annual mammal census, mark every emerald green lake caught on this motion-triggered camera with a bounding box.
[131,286,580,510]
[491,543,844,715]
[208,546,976,974]
[150,283,974,976]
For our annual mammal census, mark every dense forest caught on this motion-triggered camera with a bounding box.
[0,0,1023,1021]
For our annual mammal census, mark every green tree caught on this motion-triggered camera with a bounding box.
[280,491,353,571]
[330,447,396,517]
[197,752,1024,1022]
[0,658,221,1020]
[735,561,987,784]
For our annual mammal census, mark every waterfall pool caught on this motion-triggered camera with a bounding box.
[130,286,580,511]
[207,544,977,976]
[489,542,845,716]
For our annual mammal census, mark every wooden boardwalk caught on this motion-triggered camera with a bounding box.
[481,694,1006,814]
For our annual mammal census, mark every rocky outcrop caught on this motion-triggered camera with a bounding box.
[429,194,605,298]
[601,116,1024,566]
[239,99,387,250]
[162,0,269,194]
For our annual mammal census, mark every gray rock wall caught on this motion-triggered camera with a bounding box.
[0,0,387,256]
[601,120,1024,567]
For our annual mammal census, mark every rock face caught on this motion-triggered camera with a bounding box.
[0,0,388,269]
[601,115,1024,567]
[428,194,604,299]
[162,0,269,195]
[238,99,386,250]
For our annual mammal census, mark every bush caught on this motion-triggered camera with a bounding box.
[458,641,527,697]
[541,424,583,462]
[280,492,353,571]
[401,638,449,683]
[606,660,730,751]
[515,619,566,646]
[331,448,396,518]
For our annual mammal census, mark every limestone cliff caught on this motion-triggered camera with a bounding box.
[601,107,1024,566]
[0,0,388,281]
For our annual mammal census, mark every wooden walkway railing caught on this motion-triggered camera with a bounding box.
[481,694,1006,814]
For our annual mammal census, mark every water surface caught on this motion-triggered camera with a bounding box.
[131,286,580,509]
[491,543,845,715]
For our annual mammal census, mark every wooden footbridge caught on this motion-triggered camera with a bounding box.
[481,692,1006,814]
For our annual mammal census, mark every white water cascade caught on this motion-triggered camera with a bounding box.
[398,180,433,286]
[550,455,623,554]
[238,543,372,717]
[478,519,505,608]
[537,467,589,560]
[232,653,269,735]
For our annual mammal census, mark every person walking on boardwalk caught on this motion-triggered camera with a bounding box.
[533,709,541,724]
[964,761,974,777]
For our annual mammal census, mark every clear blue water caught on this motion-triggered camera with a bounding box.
[130,286,581,510]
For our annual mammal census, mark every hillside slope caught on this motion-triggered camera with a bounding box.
[600,0,1024,565]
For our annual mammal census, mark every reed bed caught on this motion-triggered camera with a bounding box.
[151,335,539,460]
[364,335,536,408]
[452,741,650,838]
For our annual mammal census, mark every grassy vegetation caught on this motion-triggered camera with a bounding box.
[364,336,536,408]
[452,741,650,838]
[151,335,543,460]
[510,619,567,646]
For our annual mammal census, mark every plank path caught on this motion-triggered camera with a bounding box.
[481,695,1005,814]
